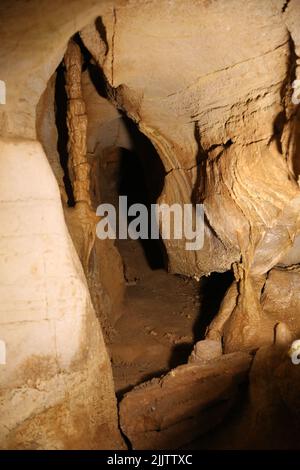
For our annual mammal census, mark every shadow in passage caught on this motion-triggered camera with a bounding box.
[193,271,234,343]
[169,342,195,370]
[272,33,300,178]
[289,102,300,178]
[118,115,168,270]
[166,271,234,370]
[54,62,75,207]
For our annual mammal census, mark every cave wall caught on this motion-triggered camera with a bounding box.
[79,0,300,352]
[80,0,300,277]
[0,139,123,449]
[0,0,125,450]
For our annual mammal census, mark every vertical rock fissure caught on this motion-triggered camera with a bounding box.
[282,0,291,13]
[111,8,117,87]
[55,63,75,207]
[273,30,297,168]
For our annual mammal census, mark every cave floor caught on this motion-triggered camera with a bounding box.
[109,239,201,397]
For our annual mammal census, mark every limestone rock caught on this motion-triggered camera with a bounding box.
[188,339,222,364]
[119,352,252,449]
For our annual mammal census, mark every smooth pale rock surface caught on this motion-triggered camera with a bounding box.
[0,0,116,140]
[0,139,123,449]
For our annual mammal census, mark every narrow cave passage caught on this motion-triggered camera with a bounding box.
[48,42,239,409]
[116,115,167,273]
[101,141,236,396]
[97,118,203,398]
[51,51,234,400]
[50,49,205,398]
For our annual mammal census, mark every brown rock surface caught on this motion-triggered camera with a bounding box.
[120,352,252,449]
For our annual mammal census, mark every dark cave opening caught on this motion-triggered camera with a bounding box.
[117,116,167,271]
[60,31,168,272]
[195,270,234,342]
[54,62,75,207]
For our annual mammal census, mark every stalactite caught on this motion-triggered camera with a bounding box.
[64,39,91,206]
[64,39,98,272]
